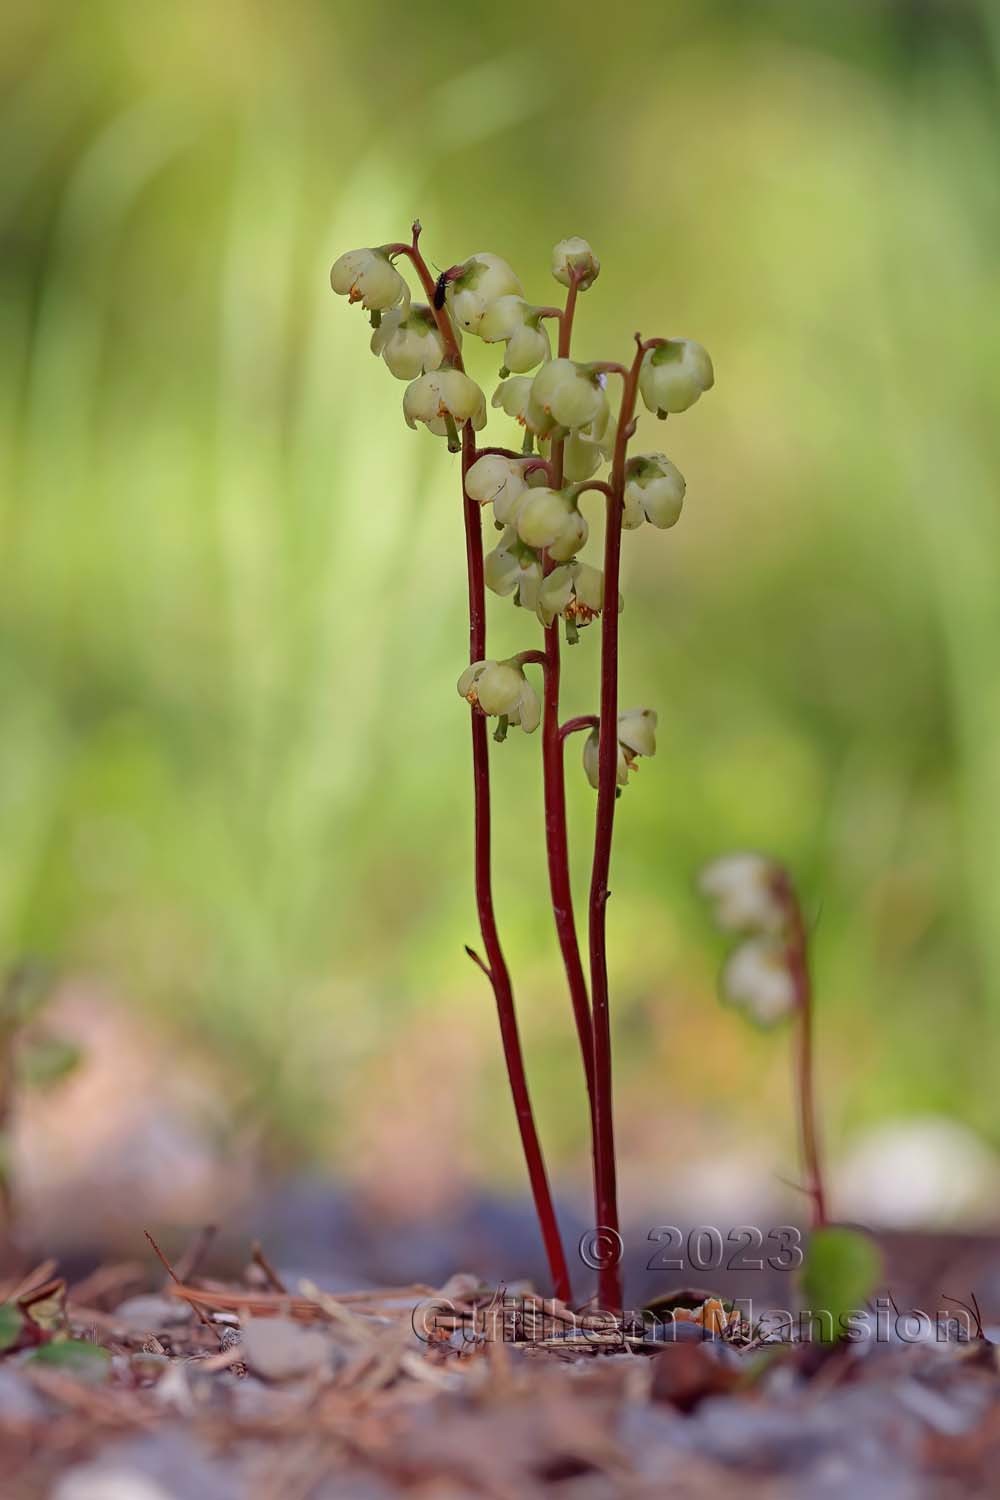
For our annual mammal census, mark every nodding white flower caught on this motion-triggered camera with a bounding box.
[699,853,787,935]
[403,369,486,439]
[484,528,543,609]
[478,296,551,374]
[445,253,523,334]
[535,561,616,630]
[623,454,687,529]
[721,937,796,1025]
[563,404,616,482]
[457,658,540,733]
[466,454,533,525]
[551,236,600,291]
[583,708,657,789]
[491,376,554,438]
[639,339,714,417]
[514,487,588,563]
[530,359,609,434]
[330,248,410,313]
[370,304,449,380]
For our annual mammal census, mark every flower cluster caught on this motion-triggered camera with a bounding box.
[330,229,715,794]
[699,854,798,1025]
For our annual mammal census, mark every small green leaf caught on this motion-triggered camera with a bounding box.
[0,1304,23,1351]
[28,1340,111,1380]
[799,1227,882,1344]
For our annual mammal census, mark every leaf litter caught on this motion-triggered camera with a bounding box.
[0,1238,999,1498]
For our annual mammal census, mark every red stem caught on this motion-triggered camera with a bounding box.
[539,272,600,1224]
[783,885,829,1229]
[396,224,572,1301]
[541,628,597,1105]
[587,337,650,1312]
[559,715,600,743]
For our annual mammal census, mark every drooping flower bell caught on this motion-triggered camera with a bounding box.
[698,853,787,935]
[465,454,534,526]
[457,658,540,735]
[639,339,714,417]
[370,304,449,380]
[492,376,556,441]
[484,528,543,609]
[551,236,600,291]
[403,369,486,445]
[535,560,617,638]
[623,454,687,529]
[583,708,657,789]
[515,487,588,563]
[330,248,410,313]
[721,937,796,1026]
[478,296,551,374]
[563,404,616,482]
[529,359,609,435]
[445,254,523,334]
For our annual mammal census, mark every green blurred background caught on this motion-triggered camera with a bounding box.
[3,0,1000,1233]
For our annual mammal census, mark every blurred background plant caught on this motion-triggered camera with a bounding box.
[3,0,1000,1245]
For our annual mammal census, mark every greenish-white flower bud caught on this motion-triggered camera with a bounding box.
[403,370,486,438]
[330,248,410,313]
[530,359,609,434]
[551,236,600,291]
[515,487,588,563]
[698,853,786,935]
[484,528,543,609]
[639,339,714,417]
[623,453,687,529]
[445,253,523,334]
[370,304,449,380]
[721,938,796,1025]
[535,561,617,629]
[479,296,551,374]
[457,658,540,733]
[582,708,658,790]
[466,454,532,525]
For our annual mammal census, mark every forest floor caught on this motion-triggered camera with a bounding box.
[2,1237,1000,1499]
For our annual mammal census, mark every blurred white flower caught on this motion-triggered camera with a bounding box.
[639,339,714,417]
[721,937,796,1025]
[699,853,787,934]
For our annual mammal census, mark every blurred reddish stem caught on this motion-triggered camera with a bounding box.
[397,222,573,1303]
[779,875,829,1228]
